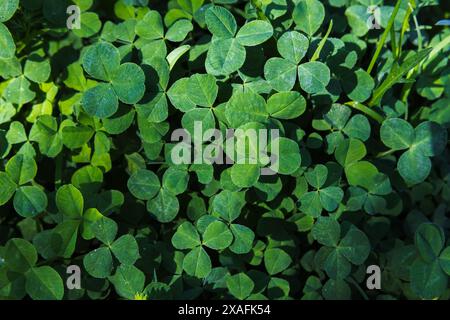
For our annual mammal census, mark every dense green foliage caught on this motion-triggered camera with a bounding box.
[0,0,450,300]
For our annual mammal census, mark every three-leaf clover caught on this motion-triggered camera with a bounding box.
[205,5,274,76]
[380,118,448,184]
[83,217,140,278]
[299,164,344,217]
[81,42,145,118]
[312,217,371,279]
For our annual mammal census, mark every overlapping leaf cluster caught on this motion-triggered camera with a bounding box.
[0,0,450,300]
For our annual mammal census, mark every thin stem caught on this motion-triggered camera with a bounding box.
[348,277,370,301]
[250,0,268,21]
[398,0,415,57]
[411,11,422,51]
[376,149,396,158]
[311,20,333,62]
[345,102,385,124]
[55,153,63,189]
[367,0,403,74]
[390,27,398,60]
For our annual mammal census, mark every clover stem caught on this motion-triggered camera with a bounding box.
[398,0,415,58]
[55,153,63,189]
[311,20,333,62]
[250,0,268,21]
[367,0,402,74]
[348,277,369,300]
[344,102,384,124]
[376,149,396,158]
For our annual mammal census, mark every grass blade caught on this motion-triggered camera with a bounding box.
[367,0,403,74]
[311,20,333,62]
[369,48,432,107]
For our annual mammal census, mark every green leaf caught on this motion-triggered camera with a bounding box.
[172,221,201,250]
[206,38,246,76]
[167,45,191,71]
[229,224,255,254]
[343,69,374,102]
[111,63,145,104]
[236,20,273,46]
[264,248,292,275]
[0,171,17,206]
[270,137,301,175]
[345,161,378,189]
[324,104,351,130]
[183,246,212,278]
[52,220,80,258]
[56,184,84,219]
[324,248,351,279]
[4,76,35,105]
[13,186,47,218]
[412,121,448,157]
[226,273,254,300]
[182,108,215,136]
[264,58,297,92]
[305,164,328,189]
[23,56,51,83]
[380,118,414,150]
[267,91,306,120]
[299,191,322,217]
[439,247,450,276]
[410,259,448,300]
[82,42,120,82]
[83,247,113,278]
[111,235,139,265]
[127,169,160,200]
[0,22,15,59]
[135,11,164,40]
[5,238,37,273]
[293,0,325,36]
[93,217,118,245]
[205,6,237,39]
[298,62,330,94]
[415,223,445,263]
[230,164,260,188]
[322,279,351,300]
[166,19,193,42]
[168,78,196,112]
[0,0,19,22]
[109,264,145,300]
[62,125,95,149]
[6,154,37,185]
[225,91,268,127]
[81,83,119,119]
[147,188,179,223]
[25,266,64,300]
[397,149,431,185]
[212,190,245,223]
[345,5,370,37]
[203,220,233,250]
[312,217,341,247]
[277,31,309,64]
[339,227,370,265]
[335,138,367,167]
[73,12,101,38]
[188,74,218,107]
[343,115,371,141]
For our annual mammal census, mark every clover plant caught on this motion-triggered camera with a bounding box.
[0,0,450,301]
